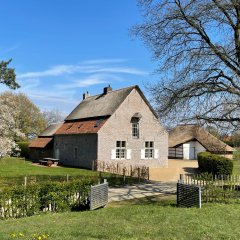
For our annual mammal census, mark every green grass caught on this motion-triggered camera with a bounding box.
[0,157,97,177]
[1,196,240,240]
[0,157,139,187]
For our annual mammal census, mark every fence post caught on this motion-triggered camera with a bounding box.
[138,168,140,183]
[66,174,69,182]
[179,174,183,183]
[123,168,126,185]
[24,176,27,187]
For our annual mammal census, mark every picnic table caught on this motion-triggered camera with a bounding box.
[39,158,59,167]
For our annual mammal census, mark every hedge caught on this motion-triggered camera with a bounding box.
[0,178,96,219]
[198,152,233,175]
[16,142,30,158]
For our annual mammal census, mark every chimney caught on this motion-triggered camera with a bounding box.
[83,91,90,100]
[103,85,112,95]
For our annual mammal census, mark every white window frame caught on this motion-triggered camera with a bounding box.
[144,141,154,159]
[132,122,139,138]
[116,141,126,159]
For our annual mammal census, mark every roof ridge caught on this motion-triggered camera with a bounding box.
[83,85,137,100]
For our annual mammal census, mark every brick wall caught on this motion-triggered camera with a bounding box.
[97,88,168,168]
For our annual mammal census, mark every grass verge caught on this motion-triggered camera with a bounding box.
[1,195,240,240]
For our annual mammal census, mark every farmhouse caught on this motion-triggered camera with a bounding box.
[30,85,168,169]
[168,124,234,160]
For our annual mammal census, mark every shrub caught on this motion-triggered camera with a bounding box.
[0,178,96,219]
[233,150,240,161]
[16,142,30,158]
[198,152,233,175]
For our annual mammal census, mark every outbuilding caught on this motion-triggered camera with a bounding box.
[168,125,234,160]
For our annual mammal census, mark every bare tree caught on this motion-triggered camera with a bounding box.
[42,109,65,126]
[133,0,240,131]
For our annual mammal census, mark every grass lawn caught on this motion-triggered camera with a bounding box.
[0,157,137,186]
[0,196,240,240]
[0,157,97,177]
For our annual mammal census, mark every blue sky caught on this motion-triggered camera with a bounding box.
[0,0,157,115]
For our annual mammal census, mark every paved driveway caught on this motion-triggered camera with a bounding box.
[108,182,176,202]
[149,159,198,182]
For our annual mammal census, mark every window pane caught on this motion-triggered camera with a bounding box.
[145,142,149,148]
[150,149,153,158]
[150,142,154,148]
[120,149,125,158]
[116,149,120,158]
[122,141,126,148]
[116,141,120,147]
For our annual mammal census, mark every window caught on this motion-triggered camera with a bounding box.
[145,141,154,158]
[116,141,126,159]
[132,123,139,138]
[74,147,78,159]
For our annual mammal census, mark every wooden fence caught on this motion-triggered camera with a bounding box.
[95,160,150,181]
[180,174,240,203]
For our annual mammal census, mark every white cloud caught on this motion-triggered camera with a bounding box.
[17,61,148,79]
[56,74,112,89]
[81,58,126,65]
[17,65,77,79]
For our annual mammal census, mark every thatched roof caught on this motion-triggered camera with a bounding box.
[65,85,158,121]
[39,123,63,137]
[169,125,234,152]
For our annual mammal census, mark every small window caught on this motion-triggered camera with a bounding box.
[116,141,126,159]
[145,141,154,158]
[132,123,139,138]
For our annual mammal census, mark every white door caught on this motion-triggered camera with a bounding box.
[183,141,196,160]
[183,144,190,159]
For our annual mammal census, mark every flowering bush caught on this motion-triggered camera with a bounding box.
[0,98,23,158]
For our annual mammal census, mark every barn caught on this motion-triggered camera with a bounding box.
[168,125,234,160]
[29,123,62,161]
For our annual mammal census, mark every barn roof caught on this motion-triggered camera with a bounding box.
[39,123,63,137]
[55,117,108,135]
[29,137,53,148]
[169,125,234,152]
[65,85,158,121]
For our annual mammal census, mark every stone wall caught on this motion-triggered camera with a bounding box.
[54,134,97,169]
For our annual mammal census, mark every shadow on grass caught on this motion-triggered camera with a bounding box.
[182,167,199,174]
[109,195,177,208]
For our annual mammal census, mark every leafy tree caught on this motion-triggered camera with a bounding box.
[0,59,19,89]
[0,92,47,141]
[133,0,240,131]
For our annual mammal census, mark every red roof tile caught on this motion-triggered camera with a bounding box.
[55,118,108,135]
[29,137,53,148]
